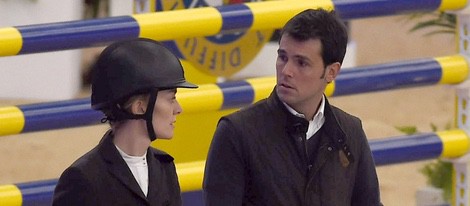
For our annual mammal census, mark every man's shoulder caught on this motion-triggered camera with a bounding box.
[329,104,360,123]
[225,98,270,120]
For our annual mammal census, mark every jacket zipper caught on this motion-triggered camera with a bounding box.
[303,135,313,206]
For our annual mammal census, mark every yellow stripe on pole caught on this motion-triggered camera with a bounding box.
[436,129,470,158]
[0,185,22,206]
[177,84,223,114]
[246,76,276,102]
[439,0,468,11]
[0,107,25,136]
[0,27,22,56]
[176,160,205,192]
[325,81,335,97]
[436,55,469,84]
[246,0,334,30]
[133,7,222,41]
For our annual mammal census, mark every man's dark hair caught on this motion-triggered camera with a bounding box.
[280,8,348,66]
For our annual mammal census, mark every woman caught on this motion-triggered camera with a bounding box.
[53,38,197,206]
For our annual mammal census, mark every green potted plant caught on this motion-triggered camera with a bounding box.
[405,11,456,36]
[396,123,453,204]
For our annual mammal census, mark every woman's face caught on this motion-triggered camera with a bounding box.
[152,89,182,139]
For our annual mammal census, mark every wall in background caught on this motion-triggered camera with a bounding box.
[0,0,83,100]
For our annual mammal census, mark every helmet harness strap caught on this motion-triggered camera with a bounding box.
[105,90,159,141]
[144,91,158,141]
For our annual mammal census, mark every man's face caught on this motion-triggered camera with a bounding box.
[276,34,330,116]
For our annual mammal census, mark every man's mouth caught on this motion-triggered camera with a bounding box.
[279,83,293,89]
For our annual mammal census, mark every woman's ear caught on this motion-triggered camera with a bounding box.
[130,98,147,115]
[326,62,341,83]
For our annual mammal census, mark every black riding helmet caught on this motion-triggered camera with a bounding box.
[91,38,198,141]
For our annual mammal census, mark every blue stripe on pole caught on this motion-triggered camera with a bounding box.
[333,58,442,96]
[370,133,443,166]
[13,179,205,206]
[216,4,253,33]
[182,190,204,206]
[19,98,103,132]
[13,180,204,206]
[218,81,254,110]
[17,16,140,54]
[333,0,442,19]
[17,179,57,206]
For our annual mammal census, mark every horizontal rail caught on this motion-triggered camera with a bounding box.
[0,0,465,56]
[0,161,205,206]
[0,129,467,205]
[0,55,467,136]
[371,130,470,166]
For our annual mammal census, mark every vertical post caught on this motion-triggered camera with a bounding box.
[456,86,470,136]
[454,156,470,206]
[453,4,470,206]
[453,86,470,206]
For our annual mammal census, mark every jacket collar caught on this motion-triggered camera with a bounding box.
[266,88,309,136]
[98,130,175,202]
[98,130,148,200]
[267,89,354,164]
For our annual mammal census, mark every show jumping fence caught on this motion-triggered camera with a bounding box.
[0,0,469,205]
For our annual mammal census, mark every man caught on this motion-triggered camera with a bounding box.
[203,8,381,205]
[53,38,197,206]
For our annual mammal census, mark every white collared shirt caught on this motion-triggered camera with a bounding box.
[115,145,149,196]
[283,95,325,140]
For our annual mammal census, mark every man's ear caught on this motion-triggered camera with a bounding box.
[326,62,341,83]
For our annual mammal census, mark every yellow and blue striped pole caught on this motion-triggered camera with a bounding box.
[0,0,466,57]
[0,55,467,136]
[332,55,469,96]
[333,0,466,19]
[0,130,467,206]
[371,130,470,166]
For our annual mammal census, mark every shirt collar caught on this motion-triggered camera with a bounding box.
[115,144,147,159]
[282,95,325,121]
[283,95,326,139]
